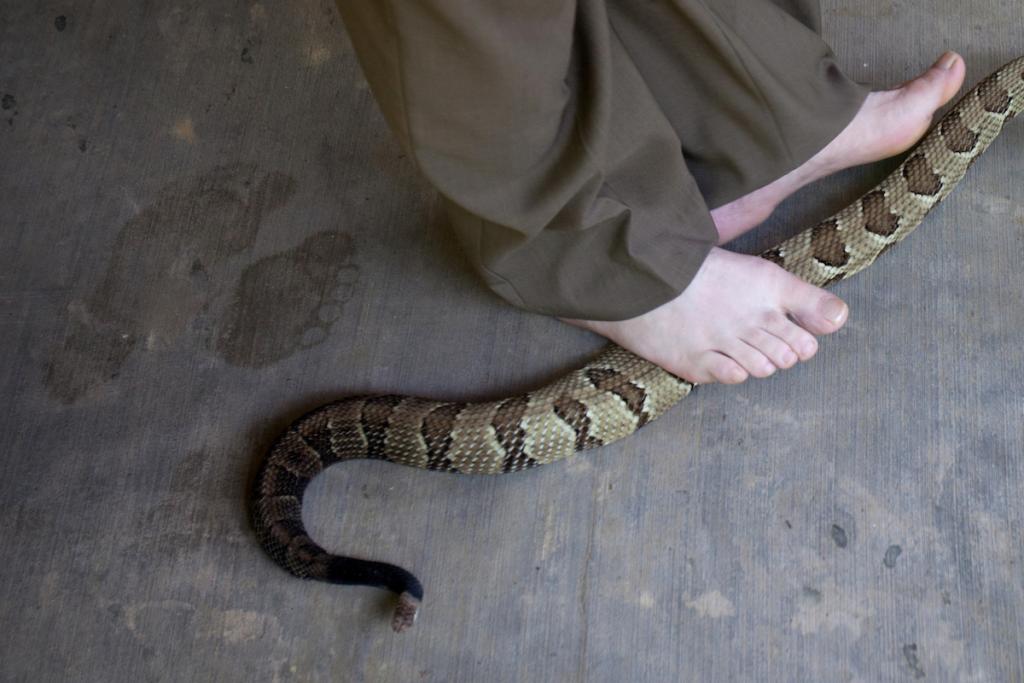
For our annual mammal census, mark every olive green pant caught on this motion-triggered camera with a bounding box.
[336,0,869,320]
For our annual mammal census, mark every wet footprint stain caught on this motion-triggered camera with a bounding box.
[213,230,358,368]
[44,163,312,404]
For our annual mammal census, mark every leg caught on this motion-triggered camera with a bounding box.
[712,52,966,244]
[336,0,721,322]
[566,49,966,385]
[607,0,870,211]
[567,4,966,384]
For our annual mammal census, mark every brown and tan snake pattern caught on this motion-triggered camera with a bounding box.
[252,56,1024,632]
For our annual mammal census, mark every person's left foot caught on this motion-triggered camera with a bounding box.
[711,51,967,244]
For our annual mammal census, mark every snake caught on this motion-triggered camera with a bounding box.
[251,56,1024,633]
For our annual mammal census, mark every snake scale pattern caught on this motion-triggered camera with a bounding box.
[252,57,1024,632]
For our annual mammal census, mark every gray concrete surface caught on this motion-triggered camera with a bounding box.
[1,1,1022,681]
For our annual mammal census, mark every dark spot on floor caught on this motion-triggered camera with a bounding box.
[55,15,67,31]
[78,138,88,152]
[784,519,792,529]
[106,603,123,622]
[884,544,902,568]
[902,643,926,679]
[44,163,296,404]
[240,37,257,65]
[212,230,359,368]
[830,524,848,548]
[3,93,18,127]
[802,586,822,603]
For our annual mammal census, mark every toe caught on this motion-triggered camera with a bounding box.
[787,292,848,336]
[742,328,799,369]
[703,352,749,385]
[719,340,777,379]
[905,51,966,109]
[763,313,819,362]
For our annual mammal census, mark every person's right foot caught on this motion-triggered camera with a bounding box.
[562,247,849,384]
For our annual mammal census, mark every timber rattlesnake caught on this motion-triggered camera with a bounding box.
[252,56,1024,632]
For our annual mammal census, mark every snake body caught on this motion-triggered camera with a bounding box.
[252,57,1024,632]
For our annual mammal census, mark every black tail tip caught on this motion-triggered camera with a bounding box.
[391,591,420,633]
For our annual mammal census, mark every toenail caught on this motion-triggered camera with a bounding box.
[782,350,797,365]
[939,51,959,70]
[822,298,848,324]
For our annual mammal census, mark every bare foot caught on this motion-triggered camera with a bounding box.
[561,52,967,385]
[563,248,848,384]
[711,51,967,244]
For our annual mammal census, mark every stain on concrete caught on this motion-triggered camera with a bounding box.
[212,230,358,368]
[903,643,926,679]
[171,117,197,145]
[540,504,558,561]
[791,582,870,636]
[249,4,267,24]
[121,600,197,638]
[802,586,822,603]
[132,446,251,565]
[44,163,296,403]
[199,608,278,644]
[884,544,902,569]
[830,524,848,548]
[117,600,280,655]
[241,37,257,64]
[684,590,736,619]
[2,93,16,127]
[306,45,331,67]
[54,15,68,31]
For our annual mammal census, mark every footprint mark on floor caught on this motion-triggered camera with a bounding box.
[212,230,359,368]
[44,163,296,404]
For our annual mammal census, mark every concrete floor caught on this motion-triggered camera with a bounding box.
[1,1,1022,681]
